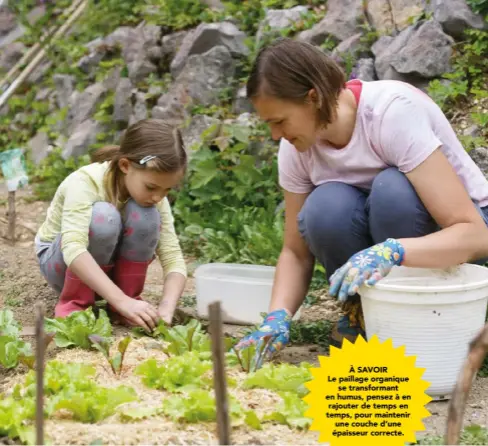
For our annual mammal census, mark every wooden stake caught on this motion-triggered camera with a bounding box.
[35,302,45,446]
[208,301,231,445]
[445,323,488,445]
[7,190,15,243]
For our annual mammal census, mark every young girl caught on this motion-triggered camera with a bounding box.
[35,119,188,332]
[235,37,488,357]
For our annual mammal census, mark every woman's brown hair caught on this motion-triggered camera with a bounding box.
[92,118,187,206]
[246,37,346,125]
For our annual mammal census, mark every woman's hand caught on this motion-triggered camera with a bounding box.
[114,298,160,332]
[329,238,405,302]
[234,309,292,368]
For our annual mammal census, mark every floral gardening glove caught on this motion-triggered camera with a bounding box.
[329,238,405,302]
[234,309,291,364]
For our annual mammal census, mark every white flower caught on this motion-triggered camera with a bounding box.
[355,254,373,268]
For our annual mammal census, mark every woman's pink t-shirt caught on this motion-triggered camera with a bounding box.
[278,79,488,208]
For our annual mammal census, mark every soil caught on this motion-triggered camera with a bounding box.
[1,181,488,444]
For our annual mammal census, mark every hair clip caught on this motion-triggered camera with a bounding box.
[139,155,157,165]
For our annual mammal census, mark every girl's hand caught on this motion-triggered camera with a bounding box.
[158,299,177,325]
[115,298,160,332]
[329,238,405,302]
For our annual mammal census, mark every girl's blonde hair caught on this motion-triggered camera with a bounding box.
[91,119,187,206]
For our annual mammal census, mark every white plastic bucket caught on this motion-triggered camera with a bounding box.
[194,263,302,325]
[359,264,488,400]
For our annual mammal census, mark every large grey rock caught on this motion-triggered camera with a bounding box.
[102,66,123,91]
[66,83,106,134]
[0,41,25,72]
[332,33,365,59]
[430,0,487,38]
[129,92,148,126]
[170,22,248,78]
[374,20,453,80]
[390,21,454,78]
[353,58,377,81]
[53,74,76,109]
[298,0,364,44]
[181,114,221,150]
[28,131,50,165]
[62,119,105,159]
[161,30,188,56]
[232,85,254,114]
[470,147,488,178]
[0,6,16,36]
[365,0,395,34]
[155,45,236,125]
[262,6,309,30]
[104,25,161,67]
[128,56,158,84]
[77,50,104,75]
[366,0,425,34]
[113,78,133,125]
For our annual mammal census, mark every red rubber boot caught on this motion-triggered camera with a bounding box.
[54,265,113,317]
[109,257,152,325]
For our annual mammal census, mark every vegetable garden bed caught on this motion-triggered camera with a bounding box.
[0,308,320,445]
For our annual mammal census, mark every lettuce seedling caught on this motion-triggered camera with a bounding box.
[0,309,39,370]
[160,388,260,429]
[242,362,313,397]
[262,391,312,430]
[135,351,213,392]
[45,307,112,349]
[89,335,132,376]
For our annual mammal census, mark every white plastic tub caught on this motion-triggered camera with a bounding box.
[194,263,302,325]
[359,264,488,400]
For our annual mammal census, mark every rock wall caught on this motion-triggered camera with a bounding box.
[0,0,486,171]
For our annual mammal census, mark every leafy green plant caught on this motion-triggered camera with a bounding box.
[89,335,132,375]
[133,319,212,354]
[172,121,284,265]
[32,149,91,201]
[467,0,488,15]
[0,310,34,369]
[118,405,163,422]
[0,395,36,445]
[262,391,312,430]
[427,29,488,113]
[135,351,213,392]
[160,388,260,429]
[22,360,138,423]
[45,307,112,349]
[416,424,488,445]
[242,362,313,397]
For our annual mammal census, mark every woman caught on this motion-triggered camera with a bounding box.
[234,37,488,357]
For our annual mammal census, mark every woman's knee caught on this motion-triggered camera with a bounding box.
[369,168,438,241]
[89,202,122,247]
[298,182,367,249]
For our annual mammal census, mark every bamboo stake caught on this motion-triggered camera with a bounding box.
[445,323,488,445]
[0,0,85,92]
[208,301,231,445]
[0,0,88,111]
[7,190,15,242]
[35,302,45,446]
